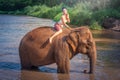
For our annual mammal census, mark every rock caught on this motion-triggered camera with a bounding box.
[102,18,120,32]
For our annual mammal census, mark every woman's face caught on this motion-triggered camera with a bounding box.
[63,8,68,14]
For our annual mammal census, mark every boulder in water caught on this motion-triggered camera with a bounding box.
[102,18,120,31]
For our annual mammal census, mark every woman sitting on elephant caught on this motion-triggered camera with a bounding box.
[49,7,71,43]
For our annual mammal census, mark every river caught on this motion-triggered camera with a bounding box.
[0,15,120,80]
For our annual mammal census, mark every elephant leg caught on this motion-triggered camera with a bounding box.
[21,60,32,70]
[31,66,39,70]
[19,52,32,70]
[56,57,70,73]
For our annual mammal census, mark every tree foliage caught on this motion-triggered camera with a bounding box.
[0,0,120,11]
[0,0,80,11]
[0,0,32,11]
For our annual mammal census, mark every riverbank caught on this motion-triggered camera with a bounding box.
[1,0,120,30]
[1,2,120,30]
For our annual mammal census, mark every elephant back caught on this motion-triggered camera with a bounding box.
[19,26,71,49]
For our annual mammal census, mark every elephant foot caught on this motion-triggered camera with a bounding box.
[21,64,32,70]
[57,71,69,74]
[83,70,94,74]
[88,71,94,74]
[83,70,88,73]
[31,66,39,70]
[21,65,39,70]
[57,68,69,74]
[21,66,31,70]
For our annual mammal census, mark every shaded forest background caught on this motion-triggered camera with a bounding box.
[0,0,120,29]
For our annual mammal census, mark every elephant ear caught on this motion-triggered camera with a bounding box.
[85,29,96,53]
[86,29,94,46]
[66,32,78,52]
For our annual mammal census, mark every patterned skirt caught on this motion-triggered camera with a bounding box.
[54,22,63,31]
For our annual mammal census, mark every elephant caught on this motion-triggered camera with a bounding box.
[19,26,97,74]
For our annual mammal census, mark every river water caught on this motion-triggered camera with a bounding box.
[0,15,120,80]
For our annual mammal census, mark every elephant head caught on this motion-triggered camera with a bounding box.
[66,27,97,73]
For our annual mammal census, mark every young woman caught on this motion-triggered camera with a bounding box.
[49,7,71,43]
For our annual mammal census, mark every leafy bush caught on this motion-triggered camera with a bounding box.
[90,22,103,30]
[23,6,32,14]
[0,11,7,14]
[44,4,63,19]
[23,5,50,17]
[68,2,93,26]
[92,8,120,24]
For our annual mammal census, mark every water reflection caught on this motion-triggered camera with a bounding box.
[20,70,95,80]
[0,62,20,70]
[20,70,55,80]
[20,70,70,80]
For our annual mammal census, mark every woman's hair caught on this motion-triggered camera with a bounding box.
[62,7,67,11]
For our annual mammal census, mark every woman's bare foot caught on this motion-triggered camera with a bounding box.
[49,38,52,44]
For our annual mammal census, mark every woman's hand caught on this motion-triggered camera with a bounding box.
[66,14,70,23]
[65,24,72,30]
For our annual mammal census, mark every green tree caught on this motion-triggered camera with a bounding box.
[0,0,32,11]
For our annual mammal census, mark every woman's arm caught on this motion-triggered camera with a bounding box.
[66,14,70,23]
[61,15,71,30]
[64,24,71,29]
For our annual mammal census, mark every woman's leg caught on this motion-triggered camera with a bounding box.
[49,29,62,43]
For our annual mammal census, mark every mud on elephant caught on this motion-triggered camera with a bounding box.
[19,26,97,74]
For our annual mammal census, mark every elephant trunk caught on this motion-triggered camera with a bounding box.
[89,41,97,74]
